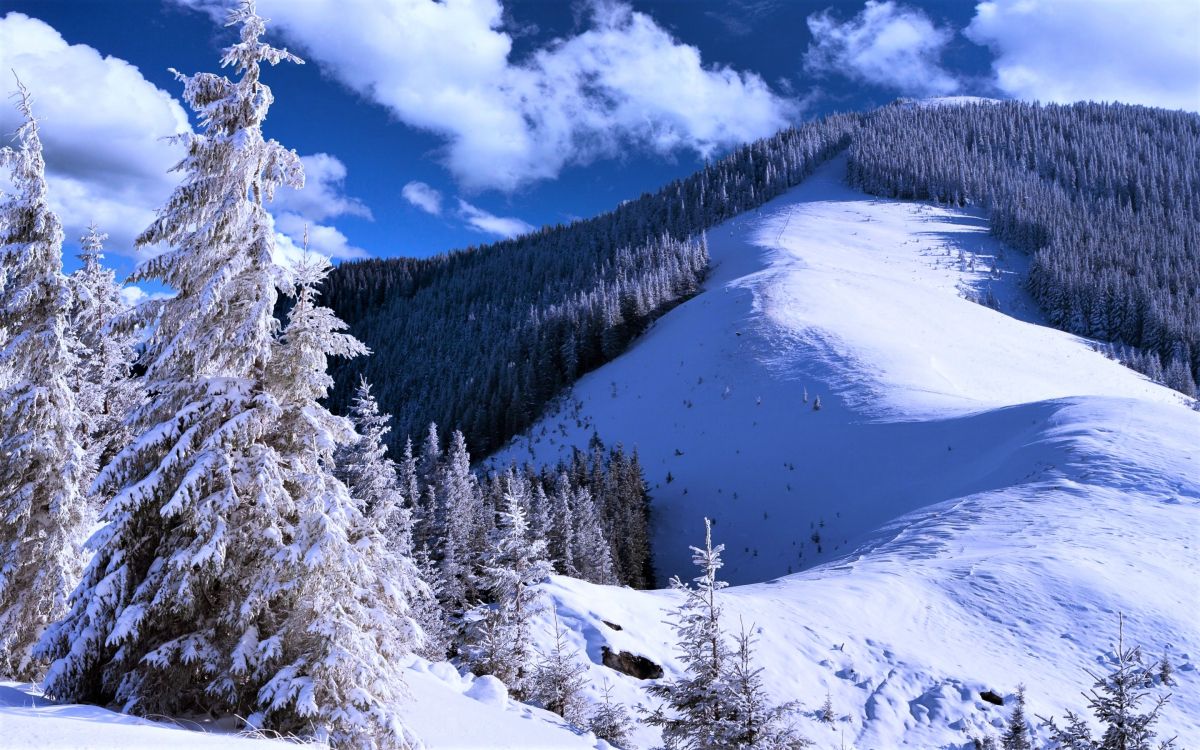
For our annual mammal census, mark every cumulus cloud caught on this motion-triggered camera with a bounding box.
[178,0,797,192]
[272,211,369,263]
[0,12,190,255]
[271,153,372,223]
[457,199,534,239]
[402,181,444,215]
[269,152,372,262]
[965,0,1200,112]
[804,0,959,96]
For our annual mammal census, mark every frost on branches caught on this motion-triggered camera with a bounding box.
[68,225,140,487]
[38,4,425,748]
[0,80,91,681]
[643,519,808,749]
[253,254,425,749]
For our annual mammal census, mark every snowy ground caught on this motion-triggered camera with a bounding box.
[495,155,1200,748]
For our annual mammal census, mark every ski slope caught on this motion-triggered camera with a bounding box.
[494,155,1200,748]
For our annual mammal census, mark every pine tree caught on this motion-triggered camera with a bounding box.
[721,621,809,749]
[339,376,412,553]
[1001,685,1031,750]
[532,611,588,727]
[1041,615,1177,750]
[466,493,552,699]
[0,79,91,681]
[643,517,731,749]
[249,252,423,749]
[67,224,140,483]
[39,2,306,712]
[589,678,635,749]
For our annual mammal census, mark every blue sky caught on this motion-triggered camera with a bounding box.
[1,0,1197,286]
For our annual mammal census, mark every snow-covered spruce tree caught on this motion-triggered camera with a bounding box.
[720,620,808,749]
[465,493,552,699]
[437,429,484,608]
[642,517,732,749]
[1040,615,1177,750]
[1000,685,1031,750]
[589,678,635,749]
[0,80,91,681]
[67,224,140,482]
[250,253,423,749]
[532,610,588,727]
[39,13,430,748]
[571,487,618,585]
[39,2,305,711]
[338,376,412,553]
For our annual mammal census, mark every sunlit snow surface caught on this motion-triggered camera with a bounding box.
[497,155,1200,748]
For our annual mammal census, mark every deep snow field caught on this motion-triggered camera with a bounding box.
[5,155,1197,748]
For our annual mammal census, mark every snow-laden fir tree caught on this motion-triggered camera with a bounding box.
[42,12,428,749]
[466,493,552,699]
[571,487,618,585]
[1001,685,1031,750]
[0,80,91,681]
[250,253,424,749]
[39,2,306,711]
[1041,615,1177,750]
[532,610,588,727]
[338,376,412,553]
[589,678,635,749]
[721,621,808,749]
[67,224,140,483]
[643,517,732,749]
[437,429,485,608]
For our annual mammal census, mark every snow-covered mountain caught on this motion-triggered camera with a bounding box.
[6,154,1195,750]
[488,155,1200,748]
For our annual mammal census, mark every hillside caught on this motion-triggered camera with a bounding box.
[491,155,1200,748]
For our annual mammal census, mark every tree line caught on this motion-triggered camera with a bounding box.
[848,100,1200,397]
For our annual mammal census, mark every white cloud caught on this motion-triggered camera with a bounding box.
[457,199,534,239]
[0,12,189,254]
[179,0,797,192]
[0,12,191,255]
[965,0,1200,112]
[270,152,372,223]
[804,0,960,97]
[272,211,369,263]
[402,180,443,215]
[0,13,373,266]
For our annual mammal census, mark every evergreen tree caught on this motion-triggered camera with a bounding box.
[532,611,588,727]
[0,79,91,681]
[250,253,423,749]
[67,224,140,482]
[571,487,618,585]
[643,517,732,749]
[1001,685,1031,750]
[339,376,412,553]
[466,493,552,698]
[40,2,306,712]
[1041,615,1177,750]
[721,621,809,749]
[589,678,636,749]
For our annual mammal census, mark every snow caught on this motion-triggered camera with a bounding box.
[493,155,1200,748]
[0,681,304,749]
[5,154,1197,748]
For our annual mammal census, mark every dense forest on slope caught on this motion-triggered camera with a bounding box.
[849,101,1200,396]
[323,114,861,455]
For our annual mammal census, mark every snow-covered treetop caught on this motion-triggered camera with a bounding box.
[131,0,303,381]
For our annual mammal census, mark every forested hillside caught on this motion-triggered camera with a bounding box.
[323,114,860,454]
[849,101,1200,395]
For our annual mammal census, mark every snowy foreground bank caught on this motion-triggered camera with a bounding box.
[6,156,1197,748]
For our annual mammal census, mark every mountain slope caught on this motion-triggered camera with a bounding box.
[494,156,1200,748]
